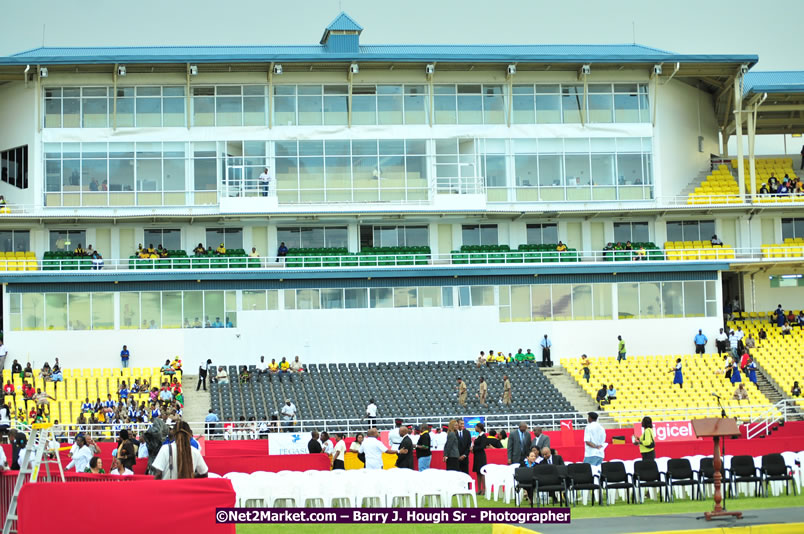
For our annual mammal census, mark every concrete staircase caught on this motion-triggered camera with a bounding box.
[181,373,211,435]
[541,366,616,428]
[755,365,804,422]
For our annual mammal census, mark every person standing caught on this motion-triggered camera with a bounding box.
[632,416,655,461]
[388,418,403,451]
[443,420,460,471]
[152,422,208,479]
[477,377,488,407]
[364,399,378,427]
[280,399,296,431]
[580,354,591,382]
[456,378,467,407]
[671,358,683,389]
[617,336,626,363]
[197,359,210,391]
[456,419,472,474]
[746,357,758,388]
[540,335,552,367]
[416,423,432,471]
[694,330,708,355]
[533,427,550,451]
[395,427,414,469]
[583,412,606,466]
[472,423,490,494]
[715,328,728,356]
[800,144,804,170]
[332,433,347,470]
[502,375,512,406]
[307,431,323,453]
[259,167,271,197]
[120,345,130,368]
[507,421,532,464]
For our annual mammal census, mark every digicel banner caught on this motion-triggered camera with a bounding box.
[632,420,702,442]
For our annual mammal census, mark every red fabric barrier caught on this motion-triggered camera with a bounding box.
[204,452,331,474]
[18,478,235,534]
[205,439,268,456]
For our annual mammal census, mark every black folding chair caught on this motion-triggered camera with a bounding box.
[665,459,698,501]
[532,464,568,506]
[633,460,666,503]
[566,463,602,506]
[514,467,535,506]
[600,461,635,505]
[729,455,764,498]
[761,453,797,497]
[698,457,728,499]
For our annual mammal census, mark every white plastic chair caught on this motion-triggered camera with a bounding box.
[268,472,300,507]
[223,472,251,506]
[444,471,477,507]
[416,469,446,507]
[480,464,509,501]
[384,468,417,507]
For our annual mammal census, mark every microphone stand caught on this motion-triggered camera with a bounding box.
[713,393,728,510]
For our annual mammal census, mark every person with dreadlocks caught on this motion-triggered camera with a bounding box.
[151,421,208,480]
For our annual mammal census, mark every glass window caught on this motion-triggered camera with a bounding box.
[68,293,90,330]
[593,283,612,319]
[183,292,203,327]
[274,85,297,126]
[204,291,225,325]
[295,289,319,310]
[441,286,454,307]
[283,289,296,310]
[614,85,641,123]
[49,230,86,252]
[344,288,368,309]
[462,225,498,246]
[617,283,639,319]
[458,286,471,307]
[471,286,495,306]
[613,222,649,243]
[538,154,563,187]
[162,291,182,328]
[511,285,531,322]
[684,281,706,317]
[526,224,558,245]
[531,285,551,319]
[323,85,347,125]
[369,287,393,308]
[0,230,30,252]
[22,293,44,331]
[120,292,140,329]
[551,284,572,319]
[617,154,644,186]
[377,85,402,125]
[205,228,243,249]
[417,286,442,307]
[352,85,377,125]
[243,290,266,311]
[561,85,583,123]
[92,293,114,330]
[434,85,457,124]
[588,86,613,123]
[661,281,684,318]
[572,284,593,320]
[393,287,417,308]
[45,294,68,330]
[141,292,161,329]
[267,290,279,310]
[321,288,344,309]
[639,282,661,318]
[144,229,181,250]
[483,85,505,124]
[512,85,535,124]
[403,85,427,124]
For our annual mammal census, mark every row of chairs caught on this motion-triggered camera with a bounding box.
[511,453,797,508]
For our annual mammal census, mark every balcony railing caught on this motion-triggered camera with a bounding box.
[3,246,800,273]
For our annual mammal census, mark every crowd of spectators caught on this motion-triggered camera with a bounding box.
[757,173,803,196]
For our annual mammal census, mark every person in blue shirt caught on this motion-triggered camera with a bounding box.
[540,335,552,367]
[277,242,289,263]
[671,358,683,389]
[81,398,93,413]
[225,317,233,328]
[120,345,130,368]
[205,409,220,437]
[694,329,708,355]
[118,383,129,401]
[747,357,758,387]
[212,317,223,328]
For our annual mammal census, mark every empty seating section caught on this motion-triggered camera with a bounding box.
[285,246,430,268]
[761,238,804,259]
[561,354,777,426]
[210,361,575,424]
[687,165,739,205]
[42,251,95,271]
[727,318,804,409]
[451,244,579,264]
[1,367,181,426]
[0,251,37,271]
[663,241,735,261]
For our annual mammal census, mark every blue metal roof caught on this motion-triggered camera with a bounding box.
[744,71,804,95]
[1,43,758,66]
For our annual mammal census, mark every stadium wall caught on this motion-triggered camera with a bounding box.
[0,81,36,206]
[4,306,722,368]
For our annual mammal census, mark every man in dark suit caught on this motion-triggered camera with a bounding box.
[395,426,414,469]
[533,427,550,452]
[308,431,323,453]
[538,446,563,465]
[456,419,472,474]
[507,421,532,465]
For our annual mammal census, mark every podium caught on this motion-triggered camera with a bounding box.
[691,418,742,521]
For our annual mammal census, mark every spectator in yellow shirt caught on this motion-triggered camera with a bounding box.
[268,359,279,373]
[215,243,226,255]
[279,357,290,373]
[556,241,568,252]
[494,352,505,363]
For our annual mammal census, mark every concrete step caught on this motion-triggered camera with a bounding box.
[181,374,210,436]
[541,367,616,428]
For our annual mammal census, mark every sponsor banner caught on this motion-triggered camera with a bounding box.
[633,420,702,442]
[268,432,312,455]
[464,416,485,437]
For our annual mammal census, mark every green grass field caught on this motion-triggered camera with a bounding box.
[236,493,804,533]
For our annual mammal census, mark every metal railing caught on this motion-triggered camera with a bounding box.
[11,246,803,273]
[11,401,794,440]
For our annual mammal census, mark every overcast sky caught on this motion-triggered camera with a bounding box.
[0,0,801,71]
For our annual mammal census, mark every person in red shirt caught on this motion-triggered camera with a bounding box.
[22,382,35,400]
[3,381,14,396]
[739,351,750,372]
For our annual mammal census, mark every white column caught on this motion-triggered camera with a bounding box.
[347,223,359,253]
[734,77,745,202]
[747,109,756,203]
